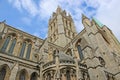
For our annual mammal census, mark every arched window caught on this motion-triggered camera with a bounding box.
[19,71,26,80]
[1,36,11,52]
[47,73,51,80]
[77,45,84,60]
[66,70,71,80]
[0,67,6,80]
[30,72,37,80]
[26,44,32,59]
[19,42,26,58]
[8,38,16,54]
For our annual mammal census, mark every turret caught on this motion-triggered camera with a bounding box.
[48,6,77,47]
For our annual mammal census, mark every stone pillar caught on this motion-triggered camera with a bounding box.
[14,34,22,56]
[55,50,60,80]
[40,62,44,80]
[23,43,28,58]
[9,62,19,80]
[6,36,12,53]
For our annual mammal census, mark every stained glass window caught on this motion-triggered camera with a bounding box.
[1,36,11,52]
[0,67,6,80]
[8,38,16,54]
[26,44,32,59]
[77,45,84,60]
[19,71,25,80]
[66,70,71,80]
[19,42,26,58]
[30,73,37,80]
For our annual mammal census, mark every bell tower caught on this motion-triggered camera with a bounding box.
[48,6,77,47]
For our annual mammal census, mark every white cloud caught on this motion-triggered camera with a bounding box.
[21,17,31,25]
[8,0,120,41]
[8,0,22,11]
[95,0,120,41]
[8,0,38,16]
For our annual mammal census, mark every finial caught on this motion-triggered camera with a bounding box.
[82,14,88,20]
[63,10,66,15]
[56,5,62,14]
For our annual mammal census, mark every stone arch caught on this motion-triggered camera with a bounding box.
[16,69,30,80]
[0,64,11,80]
[1,32,18,54]
[24,38,33,44]
[8,33,17,38]
[60,67,76,80]
[43,70,55,80]
[30,72,38,80]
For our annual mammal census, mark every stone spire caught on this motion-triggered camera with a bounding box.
[82,14,91,27]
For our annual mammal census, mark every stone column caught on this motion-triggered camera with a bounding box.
[6,36,12,53]
[40,62,44,80]
[23,43,28,58]
[9,62,19,80]
[55,50,60,80]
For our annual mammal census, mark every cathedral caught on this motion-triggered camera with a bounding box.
[0,6,120,80]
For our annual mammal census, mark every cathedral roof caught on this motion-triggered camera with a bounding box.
[58,52,74,61]
[93,18,104,27]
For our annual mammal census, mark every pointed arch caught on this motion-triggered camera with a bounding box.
[26,44,32,59]
[30,72,38,80]
[0,64,11,80]
[19,42,26,58]
[16,69,29,80]
[47,73,51,80]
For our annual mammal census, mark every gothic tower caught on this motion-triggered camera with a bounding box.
[48,6,77,47]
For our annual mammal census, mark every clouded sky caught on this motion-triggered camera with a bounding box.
[0,0,120,41]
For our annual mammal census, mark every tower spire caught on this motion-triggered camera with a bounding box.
[48,7,77,47]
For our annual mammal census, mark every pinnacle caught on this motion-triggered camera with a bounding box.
[82,14,88,20]
[56,5,62,14]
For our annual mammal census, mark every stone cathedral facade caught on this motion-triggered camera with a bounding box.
[0,7,120,80]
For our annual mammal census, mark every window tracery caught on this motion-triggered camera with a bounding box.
[0,67,6,80]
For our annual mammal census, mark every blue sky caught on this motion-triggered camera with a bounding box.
[0,0,120,41]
